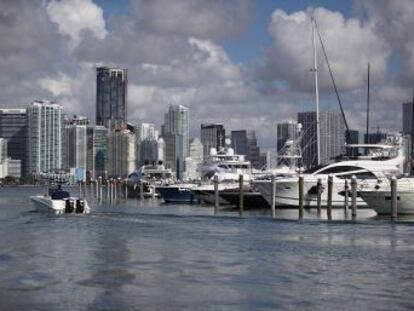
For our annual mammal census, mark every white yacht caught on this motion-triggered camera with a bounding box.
[254,137,408,208]
[30,186,90,214]
[200,140,252,181]
[125,163,174,198]
[359,177,414,215]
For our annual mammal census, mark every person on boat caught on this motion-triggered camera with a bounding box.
[50,184,70,200]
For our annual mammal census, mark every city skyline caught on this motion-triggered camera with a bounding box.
[0,1,413,149]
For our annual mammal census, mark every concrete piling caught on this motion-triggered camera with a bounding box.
[316,178,322,214]
[391,176,398,220]
[214,175,219,215]
[271,175,276,219]
[298,175,304,219]
[327,175,333,220]
[351,175,357,218]
[238,174,244,217]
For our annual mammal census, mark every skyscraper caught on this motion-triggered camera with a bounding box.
[298,111,345,168]
[231,130,261,168]
[86,126,108,180]
[27,100,64,176]
[200,123,225,158]
[0,109,27,178]
[276,120,299,152]
[162,104,189,179]
[67,125,87,171]
[108,129,136,177]
[96,67,128,129]
[403,102,414,154]
[135,122,159,167]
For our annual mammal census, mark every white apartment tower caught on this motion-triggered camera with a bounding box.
[27,101,64,175]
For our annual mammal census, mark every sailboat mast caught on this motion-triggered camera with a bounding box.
[366,62,370,144]
[312,17,321,166]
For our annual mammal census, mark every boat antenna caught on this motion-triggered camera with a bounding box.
[311,16,321,165]
[366,62,370,144]
[314,19,350,141]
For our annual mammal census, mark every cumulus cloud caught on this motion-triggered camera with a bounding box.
[1,0,414,149]
[130,0,253,39]
[46,0,107,49]
[257,7,390,93]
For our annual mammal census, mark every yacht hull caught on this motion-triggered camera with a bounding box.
[254,178,369,208]
[156,185,200,203]
[360,190,414,215]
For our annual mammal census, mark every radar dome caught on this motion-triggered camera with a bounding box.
[225,138,231,146]
[210,148,217,156]
[227,148,234,156]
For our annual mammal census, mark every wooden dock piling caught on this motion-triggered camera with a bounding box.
[351,176,357,218]
[344,179,349,214]
[98,176,103,201]
[214,175,219,215]
[298,175,304,219]
[271,175,276,219]
[327,175,333,220]
[316,178,322,214]
[140,180,144,200]
[391,176,398,220]
[238,174,244,217]
[124,180,128,200]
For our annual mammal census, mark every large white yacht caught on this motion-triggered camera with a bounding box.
[125,163,174,198]
[254,136,408,208]
[359,177,414,215]
[200,140,252,181]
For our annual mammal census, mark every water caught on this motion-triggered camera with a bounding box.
[1,187,414,310]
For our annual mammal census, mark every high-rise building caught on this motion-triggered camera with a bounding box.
[276,121,299,152]
[200,123,225,158]
[139,137,165,166]
[0,109,27,178]
[298,111,345,168]
[364,128,388,144]
[108,129,135,177]
[346,130,359,144]
[184,137,204,180]
[86,126,108,180]
[135,122,157,141]
[231,130,261,168]
[70,115,90,126]
[96,67,128,129]
[135,122,159,167]
[27,101,64,176]
[402,102,414,152]
[66,125,87,171]
[189,138,203,162]
[162,104,189,179]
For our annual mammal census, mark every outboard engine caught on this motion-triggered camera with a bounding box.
[75,199,85,214]
[65,199,75,213]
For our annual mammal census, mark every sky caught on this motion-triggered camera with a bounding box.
[0,0,413,149]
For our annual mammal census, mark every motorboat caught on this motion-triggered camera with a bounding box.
[156,183,201,204]
[359,177,414,215]
[254,137,409,209]
[30,187,90,214]
[125,163,174,198]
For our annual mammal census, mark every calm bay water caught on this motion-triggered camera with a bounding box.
[1,187,414,310]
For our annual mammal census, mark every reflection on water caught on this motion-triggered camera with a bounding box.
[0,187,414,310]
